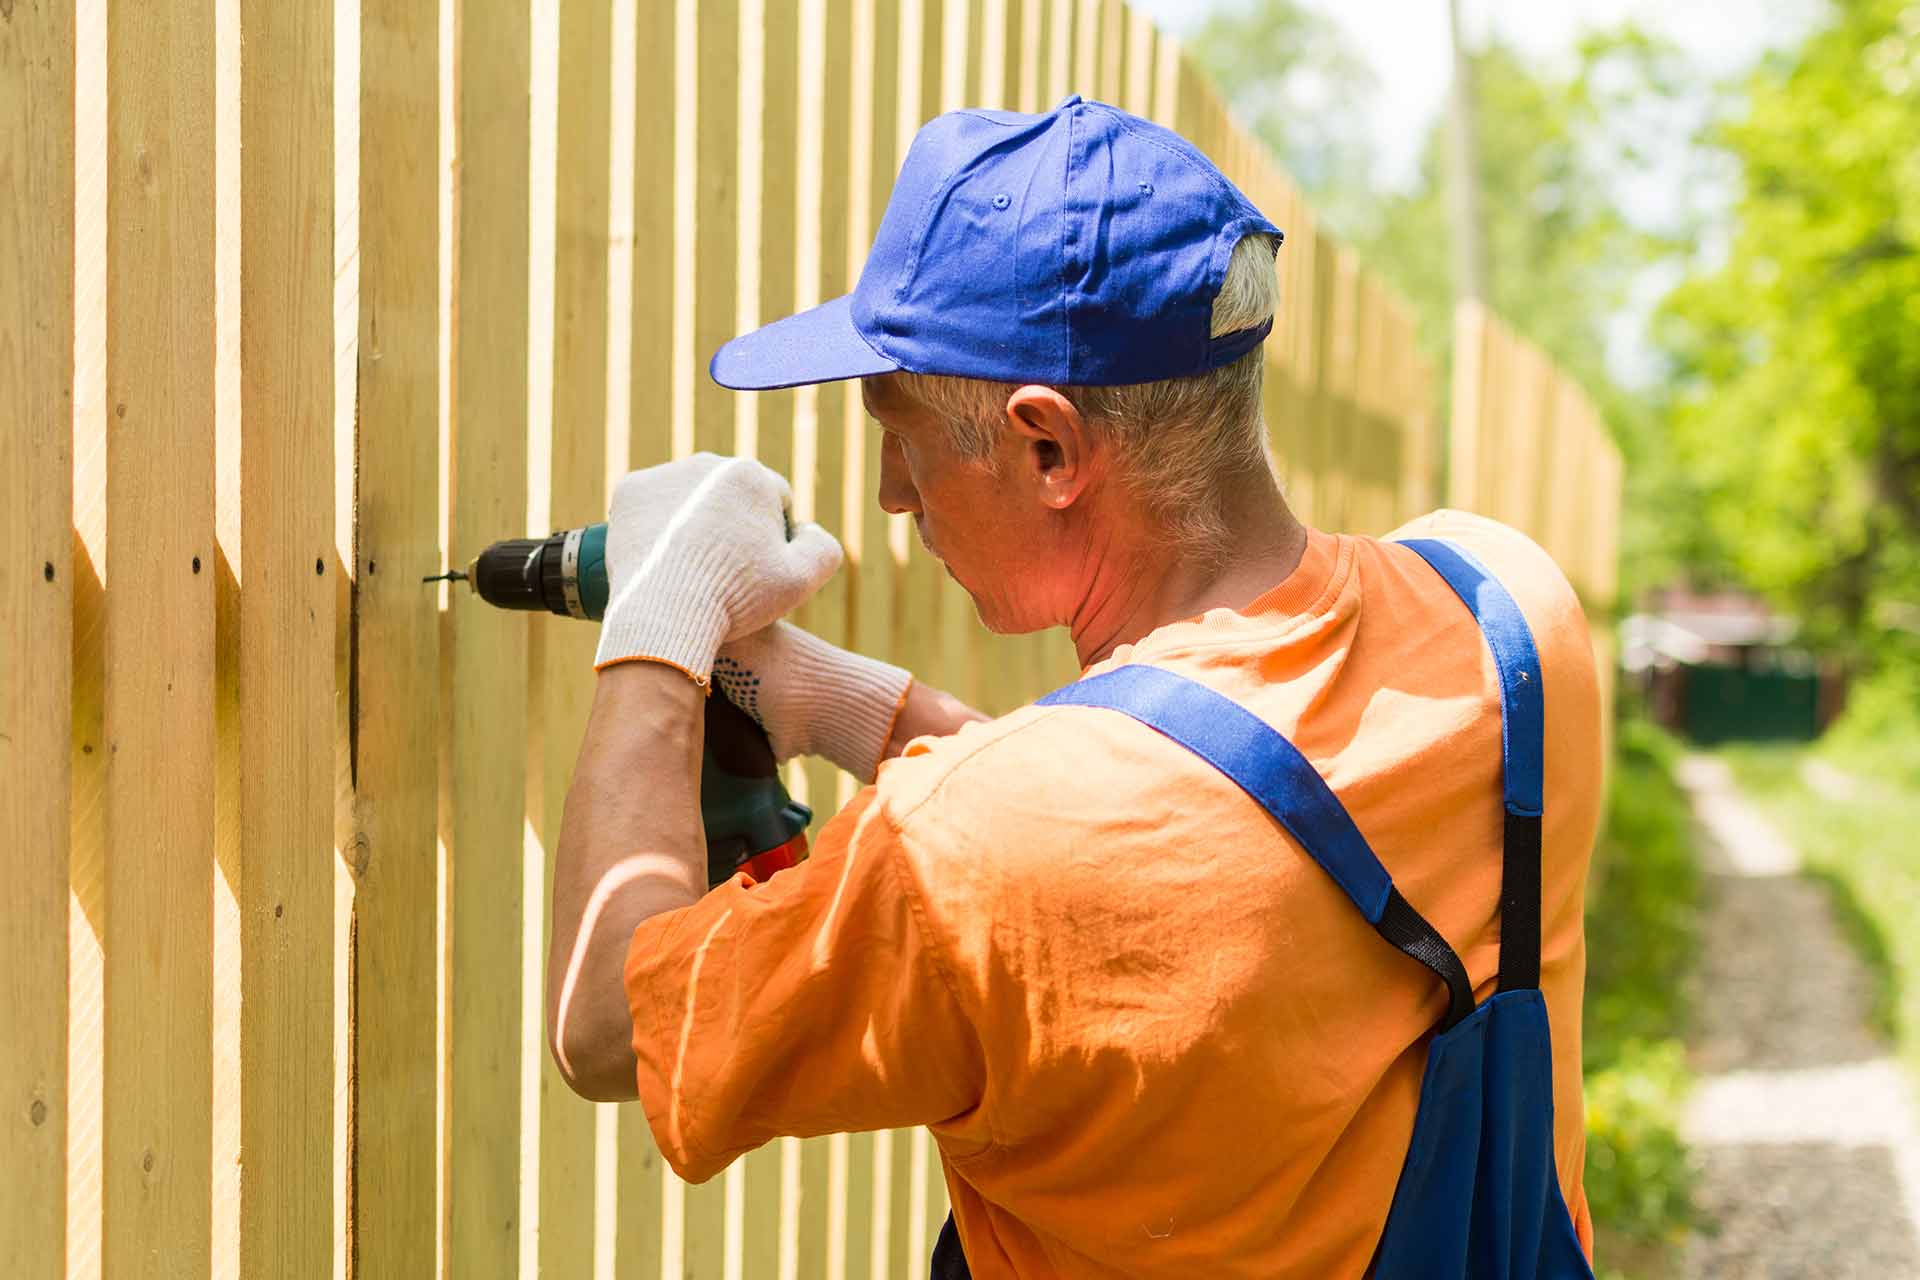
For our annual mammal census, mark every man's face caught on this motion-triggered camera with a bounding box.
[860,377,1062,634]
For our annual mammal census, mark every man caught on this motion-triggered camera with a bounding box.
[546,96,1601,1276]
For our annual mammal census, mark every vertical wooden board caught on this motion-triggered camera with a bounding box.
[842,0,893,686]
[755,0,800,484]
[976,0,1004,107]
[842,1130,875,1280]
[629,0,676,474]
[1045,0,1071,103]
[1332,251,1361,529]
[537,0,615,1272]
[1072,0,1096,94]
[1,3,74,1275]
[101,3,217,1275]
[449,1,532,1274]
[1121,5,1152,117]
[350,0,443,1271]
[1506,339,1546,538]
[1446,300,1486,512]
[1098,0,1123,102]
[885,1129,914,1278]
[691,0,738,459]
[790,1136,830,1280]
[794,0,853,854]
[235,0,336,1270]
[615,3,677,1275]
[614,1127,665,1280]
[966,0,984,105]
[1014,0,1040,111]
[1148,24,1178,127]
[1482,321,1513,525]
[918,1131,947,1265]
[1295,231,1335,527]
[1537,377,1575,574]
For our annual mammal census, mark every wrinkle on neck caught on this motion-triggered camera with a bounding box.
[1065,481,1308,667]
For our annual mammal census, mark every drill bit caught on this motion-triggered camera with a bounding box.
[422,569,469,584]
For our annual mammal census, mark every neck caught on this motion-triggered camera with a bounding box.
[1065,473,1309,667]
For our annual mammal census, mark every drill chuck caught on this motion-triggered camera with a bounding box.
[460,524,612,620]
[434,521,811,889]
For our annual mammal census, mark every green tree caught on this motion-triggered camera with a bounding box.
[1658,0,1920,670]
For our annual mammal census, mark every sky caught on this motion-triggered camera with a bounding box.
[1132,0,1822,190]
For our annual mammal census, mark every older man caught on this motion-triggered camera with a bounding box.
[546,96,1601,1277]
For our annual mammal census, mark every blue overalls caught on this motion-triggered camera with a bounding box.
[931,538,1593,1278]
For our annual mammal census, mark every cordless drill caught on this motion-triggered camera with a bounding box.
[427,523,812,888]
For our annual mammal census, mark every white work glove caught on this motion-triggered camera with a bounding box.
[713,622,914,784]
[594,453,843,681]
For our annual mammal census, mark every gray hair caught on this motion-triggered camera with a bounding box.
[877,231,1281,557]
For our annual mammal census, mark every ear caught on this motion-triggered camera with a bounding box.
[1003,385,1095,511]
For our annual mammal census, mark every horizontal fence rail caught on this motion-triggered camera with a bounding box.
[5,0,1620,1275]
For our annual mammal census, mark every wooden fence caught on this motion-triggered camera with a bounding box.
[1450,299,1625,751]
[4,0,1611,1276]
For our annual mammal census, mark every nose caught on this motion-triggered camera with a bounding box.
[876,432,920,517]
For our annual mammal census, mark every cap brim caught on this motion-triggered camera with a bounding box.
[708,293,901,391]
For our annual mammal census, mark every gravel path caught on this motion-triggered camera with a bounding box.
[1674,756,1920,1278]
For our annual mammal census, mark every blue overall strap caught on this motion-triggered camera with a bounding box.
[1396,538,1545,993]
[1039,665,1477,1032]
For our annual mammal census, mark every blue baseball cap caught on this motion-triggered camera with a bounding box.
[710,95,1282,391]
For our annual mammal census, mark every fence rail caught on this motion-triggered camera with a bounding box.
[4,0,1617,1276]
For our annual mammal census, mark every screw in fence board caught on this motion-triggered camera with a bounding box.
[349,0,443,1272]
[99,3,218,1274]
[2,2,74,1274]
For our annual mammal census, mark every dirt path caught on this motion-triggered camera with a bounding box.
[1674,756,1920,1278]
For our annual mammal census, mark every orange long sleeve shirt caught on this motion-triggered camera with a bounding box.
[624,509,1602,1276]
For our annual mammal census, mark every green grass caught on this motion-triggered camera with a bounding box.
[1721,727,1920,1081]
[1582,715,1702,1276]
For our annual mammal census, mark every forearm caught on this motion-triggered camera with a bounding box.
[546,661,708,1101]
[881,679,989,762]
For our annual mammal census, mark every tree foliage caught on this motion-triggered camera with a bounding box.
[1659,0,1920,668]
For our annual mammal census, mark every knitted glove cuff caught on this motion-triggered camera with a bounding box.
[716,623,913,783]
[592,545,733,680]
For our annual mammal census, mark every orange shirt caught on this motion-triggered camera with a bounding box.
[624,510,1602,1276]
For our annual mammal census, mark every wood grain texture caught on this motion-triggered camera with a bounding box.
[1,3,75,1275]
[448,1,533,1274]
[350,0,443,1272]
[102,3,218,1274]
[538,0,616,1271]
[236,1,337,1271]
